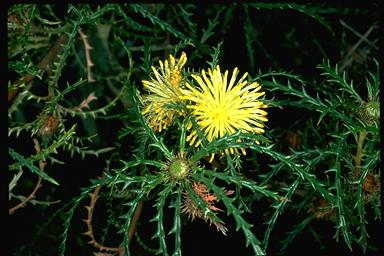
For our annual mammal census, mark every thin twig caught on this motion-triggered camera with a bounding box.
[78,28,95,82]
[9,138,46,215]
[72,92,98,112]
[83,186,123,254]
[83,186,144,255]
[339,20,378,50]
[339,25,376,72]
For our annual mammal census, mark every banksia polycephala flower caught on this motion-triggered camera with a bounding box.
[181,65,268,162]
[141,52,187,132]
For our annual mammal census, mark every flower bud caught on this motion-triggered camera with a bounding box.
[37,113,60,137]
[359,100,380,122]
[168,158,190,180]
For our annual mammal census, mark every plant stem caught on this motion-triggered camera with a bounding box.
[354,130,368,175]
[127,199,144,242]
[9,138,46,215]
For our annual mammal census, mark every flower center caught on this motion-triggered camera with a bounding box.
[212,106,230,123]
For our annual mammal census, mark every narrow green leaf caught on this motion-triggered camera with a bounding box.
[9,147,59,185]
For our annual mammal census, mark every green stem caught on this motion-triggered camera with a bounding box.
[354,130,368,175]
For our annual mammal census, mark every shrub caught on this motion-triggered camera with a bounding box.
[8,3,380,255]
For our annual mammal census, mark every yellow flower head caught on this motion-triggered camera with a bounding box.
[141,52,187,132]
[181,65,268,161]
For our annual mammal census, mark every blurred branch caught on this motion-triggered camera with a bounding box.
[8,33,69,102]
[339,24,377,72]
[339,20,378,50]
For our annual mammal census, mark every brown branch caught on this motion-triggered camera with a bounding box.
[127,200,144,242]
[72,92,97,112]
[78,28,95,83]
[9,138,46,215]
[82,186,123,254]
[83,185,145,255]
[8,33,69,102]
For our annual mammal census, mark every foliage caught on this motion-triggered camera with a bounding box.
[8,3,380,256]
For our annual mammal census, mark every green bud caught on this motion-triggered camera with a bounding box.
[168,158,190,180]
[365,101,380,120]
[359,100,380,122]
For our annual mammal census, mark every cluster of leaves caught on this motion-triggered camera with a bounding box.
[257,58,380,253]
[8,3,380,256]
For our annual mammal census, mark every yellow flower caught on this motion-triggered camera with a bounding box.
[181,65,268,161]
[141,52,187,132]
